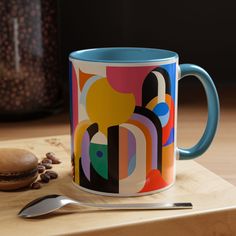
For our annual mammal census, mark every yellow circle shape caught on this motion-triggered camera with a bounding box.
[86,78,135,135]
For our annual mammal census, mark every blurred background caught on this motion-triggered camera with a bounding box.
[59,0,235,107]
[0,0,235,131]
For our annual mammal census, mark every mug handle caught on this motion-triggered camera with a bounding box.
[178,64,220,160]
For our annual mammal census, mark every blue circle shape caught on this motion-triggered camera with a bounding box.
[153,102,169,116]
[96,151,103,158]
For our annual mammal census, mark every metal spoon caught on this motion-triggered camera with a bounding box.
[18,194,193,218]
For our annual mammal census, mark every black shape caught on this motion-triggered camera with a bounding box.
[90,163,115,193]
[142,67,171,107]
[87,123,99,139]
[107,125,119,193]
[134,106,163,173]
[142,72,158,107]
[79,158,92,189]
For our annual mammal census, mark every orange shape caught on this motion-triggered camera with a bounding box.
[79,69,94,91]
[162,143,174,184]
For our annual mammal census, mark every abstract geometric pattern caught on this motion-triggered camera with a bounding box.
[69,61,176,194]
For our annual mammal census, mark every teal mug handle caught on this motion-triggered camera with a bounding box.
[178,64,220,160]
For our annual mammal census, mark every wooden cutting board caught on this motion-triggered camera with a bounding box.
[0,135,236,236]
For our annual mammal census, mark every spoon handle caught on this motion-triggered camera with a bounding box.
[77,202,193,210]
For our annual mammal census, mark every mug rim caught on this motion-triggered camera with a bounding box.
[69,47,178,63]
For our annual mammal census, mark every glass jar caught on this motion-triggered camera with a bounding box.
[0,0,62,120]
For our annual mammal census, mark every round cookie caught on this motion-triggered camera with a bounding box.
[0,148,38,191]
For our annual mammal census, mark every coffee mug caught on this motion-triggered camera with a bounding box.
[69,47,219,196]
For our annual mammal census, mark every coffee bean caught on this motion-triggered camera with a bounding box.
[42,163,52,169]
[45,170,58,179]
[45,152,55,159]
[52,159,61,164]
[46,152,61,164]
[37,164,46,173]
[31,181,41,189]
[42,158,52,164]
[40,173,50,183]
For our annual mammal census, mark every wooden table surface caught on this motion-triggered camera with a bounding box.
[1,135,236,236]
[0,104,235,186]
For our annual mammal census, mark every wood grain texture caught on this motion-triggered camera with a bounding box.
[0,135,236,236]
